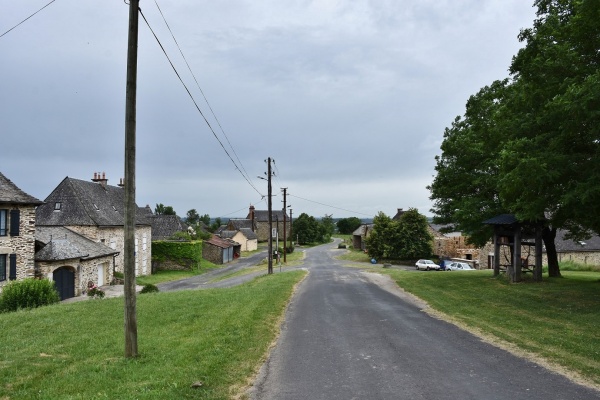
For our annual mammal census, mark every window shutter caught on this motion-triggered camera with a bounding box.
[9,253,17,280]
[10,210,20,236]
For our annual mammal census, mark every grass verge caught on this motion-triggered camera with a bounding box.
[378,268,600,387]
[136,259,220,286]
[0,270,306,400]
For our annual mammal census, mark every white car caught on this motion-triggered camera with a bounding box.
[446,262,475,271]
[415,259,440,271]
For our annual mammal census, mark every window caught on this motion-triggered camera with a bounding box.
[0,210,6,236]
[0,254,6,281]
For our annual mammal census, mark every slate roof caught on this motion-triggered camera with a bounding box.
[35,226,118,261]
[0,172,43,205]
[219,228,257,241]
[553,229,600,252]
[249,210,288,222]
[36,177,150,227]
[150,214,189,240]
[228,218,254,230]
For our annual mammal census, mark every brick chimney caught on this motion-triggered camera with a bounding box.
[249,205,255,232]
[91,171,108,189]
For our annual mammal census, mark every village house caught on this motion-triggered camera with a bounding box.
[0,172,44,289]
[247,205,290,242]
[35,226,118,300]
[35,173,152,281]
[219,228,258,251]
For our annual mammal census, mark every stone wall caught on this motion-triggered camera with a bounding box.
[0,205,38,290]
[66,225,151,276]
[255,221,291,242]
[37,257,113,296]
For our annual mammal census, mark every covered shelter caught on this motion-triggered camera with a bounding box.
[483,214,543,283]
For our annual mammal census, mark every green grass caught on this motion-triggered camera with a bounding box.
[379,268,600,385]
[209,250,306,283]
[0,270,306,400]
[136,259,219,286]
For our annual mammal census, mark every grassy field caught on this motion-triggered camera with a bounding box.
[136,258,220,286]
[377,268,600,387]
[0,270,306,400]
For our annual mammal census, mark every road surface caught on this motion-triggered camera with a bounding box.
[250,240,600,400]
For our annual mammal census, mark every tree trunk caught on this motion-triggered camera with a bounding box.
[542,226,561,278]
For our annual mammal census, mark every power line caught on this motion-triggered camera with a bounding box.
[151,0,255,189]
[0,0,57,39]
[288,194,373,217]
[138,8,263,197]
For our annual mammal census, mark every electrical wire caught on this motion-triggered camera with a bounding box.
[138,8,263,197]
[0,0,57,39]
[151,0,257,192]
[288,194,373,217]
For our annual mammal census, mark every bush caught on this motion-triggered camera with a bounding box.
[0,279,60,313]
[140,284,159,294]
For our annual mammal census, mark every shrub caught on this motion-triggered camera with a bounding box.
[0,279,60,313]
[140,284,159,294]
[87,284,105,299]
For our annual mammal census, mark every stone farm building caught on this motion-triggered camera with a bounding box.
[35,174,152,289]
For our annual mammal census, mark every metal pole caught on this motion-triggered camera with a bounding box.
[123,0,139,358]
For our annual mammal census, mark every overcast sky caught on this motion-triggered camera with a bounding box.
[1,0,536,219]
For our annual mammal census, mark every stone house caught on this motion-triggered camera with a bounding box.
[247,205,290,242]
[35,226,118,300]
[35,173,152,278]
[0,172,44,290]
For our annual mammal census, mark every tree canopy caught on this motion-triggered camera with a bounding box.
[155,203,176,215]
[365,209,432,261]
[336,217,363,235]
[428,0,600,278]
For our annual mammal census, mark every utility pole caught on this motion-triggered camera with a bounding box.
[289,208,293,250]
[267,157,273,274]
[123,0,139,358]
[281,188,287,263]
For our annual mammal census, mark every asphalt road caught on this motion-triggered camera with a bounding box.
[250,240,600,400]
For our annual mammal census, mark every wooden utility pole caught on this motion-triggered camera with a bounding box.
[123,0,139,358]
[267,157,273,274]
[289,208,293,250]
[282,188,287,263]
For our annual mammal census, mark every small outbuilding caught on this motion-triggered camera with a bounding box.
[203,235,241,265]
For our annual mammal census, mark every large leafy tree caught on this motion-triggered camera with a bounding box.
[430,0,600,278]
[336,217,363,235]
[186,209,200,225]
[428,80,511,247]
[365,209,432,260]
[396,208,434,260]
[497,0,600,276]
[293,213,325,244]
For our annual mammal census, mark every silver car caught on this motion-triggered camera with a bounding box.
[415,259,440,271]
[446,262,475,271]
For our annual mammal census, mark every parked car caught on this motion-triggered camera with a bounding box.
[415,259,440,271]
[446,262,475,271]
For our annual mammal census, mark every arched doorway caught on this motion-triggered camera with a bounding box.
[53,267,75,300]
